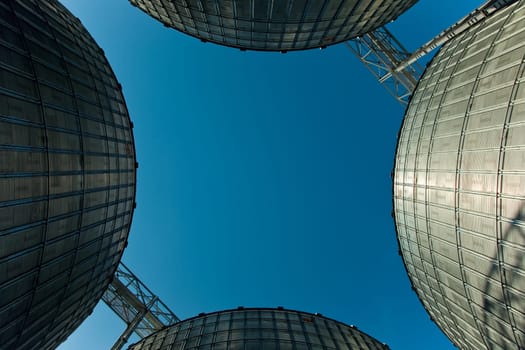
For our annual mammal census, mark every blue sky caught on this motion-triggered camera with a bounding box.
[57,1,480,349]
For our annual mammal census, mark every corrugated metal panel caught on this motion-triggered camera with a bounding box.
[127,308,390,350]
[128,0,417,51]
[0,0,136,349]
[394,1,525,349]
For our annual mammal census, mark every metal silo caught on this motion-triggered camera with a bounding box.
[393,1,525,349]
[127,307,390,350]
[0,0,136,349]
[128,0,417,51]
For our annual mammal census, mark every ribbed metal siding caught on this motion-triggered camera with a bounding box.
[0,0,136,349]
[394,1,525,349]
[128,0,417,51]
[128,308,389,350]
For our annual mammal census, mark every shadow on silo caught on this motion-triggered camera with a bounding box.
[482,202,524,350]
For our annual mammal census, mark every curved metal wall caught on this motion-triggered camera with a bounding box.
[128,0,417,51]
[128,308,390,350]
[394,1,525,349]
[0,0,136,349]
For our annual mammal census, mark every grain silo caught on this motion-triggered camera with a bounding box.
[128,0,418,51]
[393,1,525,349]
[0,0,136,348]
[128,307,390,350]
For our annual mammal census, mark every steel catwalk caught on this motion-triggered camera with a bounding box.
[127,307,390,350]
[0,0,136,349]
[393,1,525,349]
[128,0,417,51]
[102,262,180,350]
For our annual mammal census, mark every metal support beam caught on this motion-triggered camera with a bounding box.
[346,0,518,105]
[111,296,158,350]
[102,262,180,350]
[345,26,423,105]
[395,0,518,72]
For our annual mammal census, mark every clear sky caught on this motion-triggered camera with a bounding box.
[57,1,480,349]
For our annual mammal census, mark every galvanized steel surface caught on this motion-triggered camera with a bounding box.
[0,0,136,349]
[127,308,390,350]
[128,0,417,51]
[394,1,525,349]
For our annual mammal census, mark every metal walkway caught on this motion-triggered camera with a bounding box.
[347,0,518,105]
[102,262,180,350]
